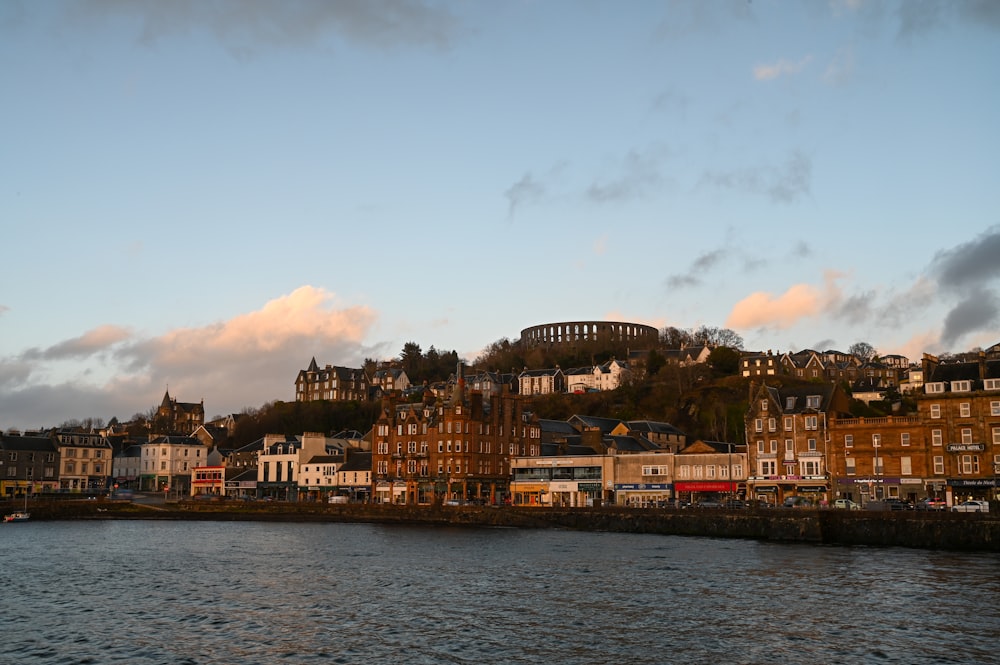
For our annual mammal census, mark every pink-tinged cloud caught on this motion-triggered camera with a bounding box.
[725,284,824,329]
[43,324,133,360]
[753,56,812,81]
[138,285,376,367]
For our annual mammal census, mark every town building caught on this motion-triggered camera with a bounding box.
[745,382,852,506]
[0,432,59,496]
[371,372,540,505]
[294,357,368,402]
[672,440,747,504]
[53,429,113,493]
[140,435,209,495]
[916,353,1000,503]
[155,390,205,435]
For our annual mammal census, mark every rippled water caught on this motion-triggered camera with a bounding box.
[1,520,998,664]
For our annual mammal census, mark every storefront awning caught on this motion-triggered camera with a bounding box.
[675,482,738,493]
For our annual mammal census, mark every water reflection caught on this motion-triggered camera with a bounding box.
[0,522,997,664]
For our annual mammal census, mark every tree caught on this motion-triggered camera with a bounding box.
[707,346,741,375]
[399,342,423,378]
[848,341,876,363]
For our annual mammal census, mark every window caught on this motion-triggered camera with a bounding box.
[755,419,763,432]
[961,428,973,444]
[933,456,945,474]
[932,429,943,446]
[925,382,945,394]
[960,403,971,418]
[952,380,971,392]
[930,404,941,419]
[991,400,1000,416]
[642,465,669,476]
[845,434,853,448]
[408,441,417,453]
[801,460,822,476]
[757,440,765,453]
[901,457,912,475]
[770,440,778,453]
[804,416,818,430]
[784,417,793,431]
[7,467,16,477]
[846,458,856,475]
[785,439,794,452]
[901,432,910,447]
[706,465,716,478]
[961,455,979,474]
[759,460,776,476]
[761,400,768,412]
[808,438,817,451]
[768,418,776,432]
[994,427,1000,446]
[807,395,820,409]
[678,465,690,479]
[873,456,884,474]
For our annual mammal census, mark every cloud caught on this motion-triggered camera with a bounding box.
[939,288,1000,347]
[726,283,825,330]
[699,151,812,204]
[586,147,668,203]
[824,45,856,85]
[896,0,1000,40]
[38,325,133,361]
[503,172,545,219]
[753,55,812,81]
[929,225,1000,291]
[0,304,8,316]
[0,286,379,429]
[69,0,461,55]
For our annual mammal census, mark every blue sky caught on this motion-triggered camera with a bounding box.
[2,0,999,430]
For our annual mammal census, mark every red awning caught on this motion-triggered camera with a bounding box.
[674,481,739,492]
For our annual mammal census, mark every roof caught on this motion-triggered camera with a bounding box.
[339,451,372,472]
[0,433,56,452]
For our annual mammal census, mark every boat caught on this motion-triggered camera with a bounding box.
[4,511,30,523]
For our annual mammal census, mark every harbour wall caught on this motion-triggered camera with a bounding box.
[7,500,998,552]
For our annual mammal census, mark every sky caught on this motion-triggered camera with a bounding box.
[2,0,999,431]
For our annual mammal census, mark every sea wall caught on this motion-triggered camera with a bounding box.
[7,500,998,552]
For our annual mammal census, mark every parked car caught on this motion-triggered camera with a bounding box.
[723,500,746,509]
[833,498,860,510]
[782,496,813,508]
[915,497,947,511]
[884,498,914,511]
[951,500,990,513]
[696,499,724,508]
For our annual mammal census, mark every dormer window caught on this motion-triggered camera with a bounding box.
[952,380,972,393]
[786,397,796,409]
[925,382,945,394]
[985,379,1000,391]
[806,395,821,409]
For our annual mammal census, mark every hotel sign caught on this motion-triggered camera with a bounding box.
[946,443,985,452]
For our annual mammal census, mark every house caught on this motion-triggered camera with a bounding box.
[140,435,210,495]
[740,351,780,378]
[672,440,746,503]
[564,366,596,393]
[827,412,925,506]
[916,352,1000,503]
[744,382,852,506]
[295,357,368,402]
[53,429,113,493]
[370,367,411,395]
[370,382,541,505]
[335,450,372,502]
[155,390,205,435]
[593,358,630,390]
[663,345,712,366]
[257,432,344,501]
[518,367,565,396]
[0,432,59,496]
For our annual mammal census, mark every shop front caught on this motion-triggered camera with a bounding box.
[674,481,741,504]
[510,482,548,506]
[948,478,998,503]
[614,482,672,507]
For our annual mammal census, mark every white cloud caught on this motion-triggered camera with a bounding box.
[0,286,379,429]
[753,55,813,81]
